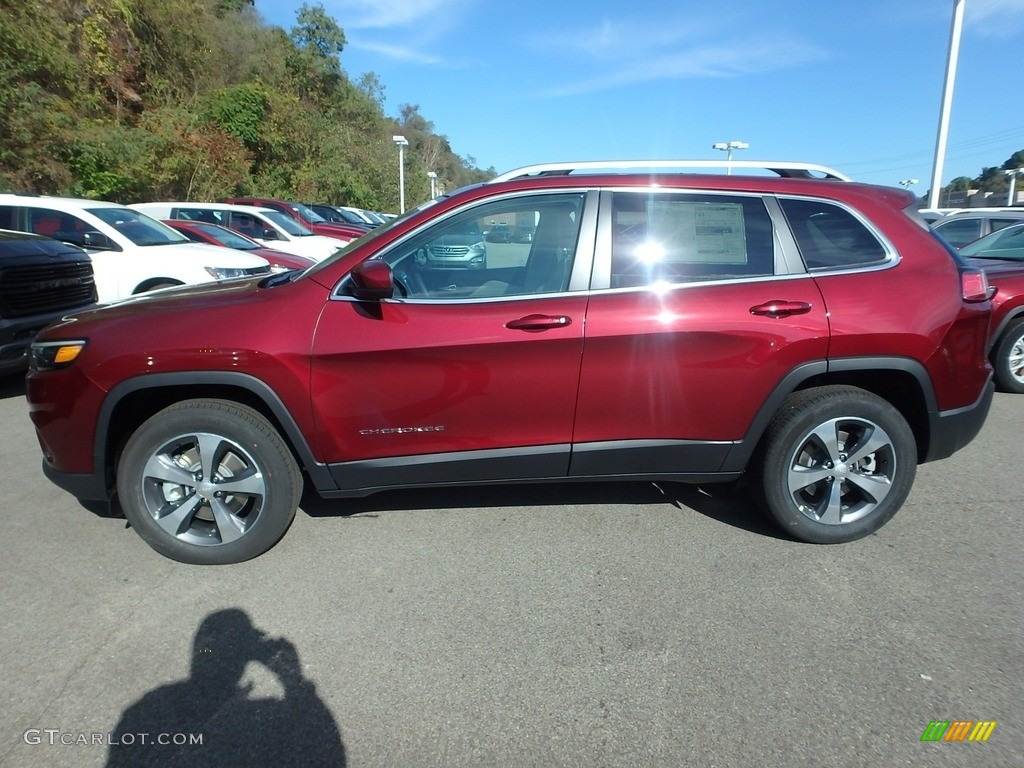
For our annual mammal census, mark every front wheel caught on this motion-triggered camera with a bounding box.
[759,386,916,544]
[992,318,1024,394]
[117,400,302,564]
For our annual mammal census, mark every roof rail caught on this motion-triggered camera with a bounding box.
[490,160,851,183]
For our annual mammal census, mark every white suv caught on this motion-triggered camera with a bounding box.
[0,195,271,303]
[129,202,348,262]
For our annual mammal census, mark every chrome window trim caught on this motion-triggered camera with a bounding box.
[330,188,600,304]
[592,187,781,291]
[774,193,901,273]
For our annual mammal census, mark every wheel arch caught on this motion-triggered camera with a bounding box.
[95,372,337,498]
[722,357,937,472]
[132,278,184,294]
[989,308,1024,355]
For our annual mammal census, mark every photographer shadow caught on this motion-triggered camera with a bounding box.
[106,608,345,767]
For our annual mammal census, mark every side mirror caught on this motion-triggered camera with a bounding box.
[261,228,279,240]
[77,231,118,251]
[348,259,394,300]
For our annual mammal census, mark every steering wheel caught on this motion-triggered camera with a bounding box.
[393,263,429,298]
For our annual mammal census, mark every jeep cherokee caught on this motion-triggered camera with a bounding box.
[26,161,995,564]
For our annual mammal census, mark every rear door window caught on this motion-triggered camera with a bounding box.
[609,192,775,287]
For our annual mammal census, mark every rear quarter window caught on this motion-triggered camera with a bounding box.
[779,198,887,270]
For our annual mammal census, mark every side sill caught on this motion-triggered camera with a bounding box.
[319,470,745,500]
[322,439,739,499]
[327,444,571,496]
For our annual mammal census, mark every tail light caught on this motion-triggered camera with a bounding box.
[961,269,994,302]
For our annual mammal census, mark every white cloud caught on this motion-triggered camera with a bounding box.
[535,33,827,97]
[320,0,476,64]
[965,0,1024,37]
[350,40,442,64]
[323,0,474,30]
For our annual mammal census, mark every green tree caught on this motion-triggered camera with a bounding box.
[0,0,492,206]
[974,166,1009,194]
[1002,151,1024,172]
[286,3,345,101]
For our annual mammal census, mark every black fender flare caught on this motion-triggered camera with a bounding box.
[720,357,938,472]
[94,371,338,494]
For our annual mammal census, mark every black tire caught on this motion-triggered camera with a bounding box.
[992,318,1024,394]
[116,399,302,564]
[759,386,916,544]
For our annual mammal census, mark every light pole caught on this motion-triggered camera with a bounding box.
[928,0,966,210]
[427,171,437,199]
[1004,169,1023,207]
[899,178,919,189]
[712,141,749,174]
[392,135,408,213]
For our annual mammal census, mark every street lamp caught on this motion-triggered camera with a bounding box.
[392,135,408,213]
[899,179,919,189]
[712,141,749,174]
[427,171,438,199]
[1004,169,1023,207]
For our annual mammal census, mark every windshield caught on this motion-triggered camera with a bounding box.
[191,222,259,250]
[263,209,314,237]
[291,202,326,224]
[87,207,190,246]
[301,211,410,279]
[960,223,1024,260]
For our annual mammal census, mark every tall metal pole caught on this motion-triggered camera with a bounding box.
[928,0,966,209]
[398,145,406,214]
[392,135,408,214]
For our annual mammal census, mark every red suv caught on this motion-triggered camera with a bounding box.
[226,198,367,242]
[27,161,995,564]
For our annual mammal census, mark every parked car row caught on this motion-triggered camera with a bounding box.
[0,195,273,304]
[130,202,347,262]
[929,207,1024,248]
[0,194,393,375]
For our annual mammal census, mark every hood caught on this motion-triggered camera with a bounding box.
[156,241,269,267]
[263,235,346,261]
[48,274,269,329]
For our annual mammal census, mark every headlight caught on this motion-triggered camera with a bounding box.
[205,267,250,280]
[31,340,87,370]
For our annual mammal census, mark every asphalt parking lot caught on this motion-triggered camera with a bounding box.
[0,372,1020,767]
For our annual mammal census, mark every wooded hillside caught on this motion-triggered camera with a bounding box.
[0,0,493,210]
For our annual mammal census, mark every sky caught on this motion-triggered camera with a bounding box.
[256,0,1024,192]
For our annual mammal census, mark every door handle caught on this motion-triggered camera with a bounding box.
[749,300,812,318]
[506,314,572,331]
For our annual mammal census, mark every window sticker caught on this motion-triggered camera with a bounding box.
[646,201,748,265]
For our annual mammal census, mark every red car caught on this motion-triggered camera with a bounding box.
[226,197,367,242]
[958,222,1024,393]
[27,160,994,564]
[163,219,315,273]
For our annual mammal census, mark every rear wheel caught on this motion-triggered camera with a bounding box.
[759,386,916,543]
[116,400,302,564]
[992,318,1024,393]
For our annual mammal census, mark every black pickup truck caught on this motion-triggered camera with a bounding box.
[0,229,97,376]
